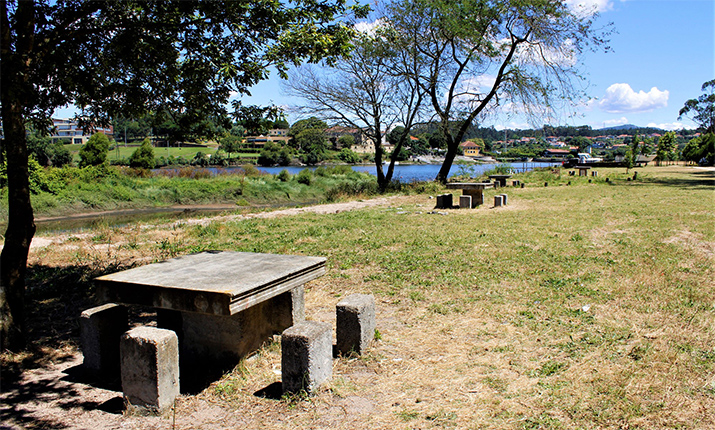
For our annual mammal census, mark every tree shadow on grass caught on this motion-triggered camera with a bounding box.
[633,168,715,190]
[1,262,137,428]
[1,355,125,429]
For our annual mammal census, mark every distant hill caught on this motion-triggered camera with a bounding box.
[598,124,641,131]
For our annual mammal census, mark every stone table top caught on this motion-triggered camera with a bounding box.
[487,174,513,179]
[95,251,326,316]
[445,182,494,190]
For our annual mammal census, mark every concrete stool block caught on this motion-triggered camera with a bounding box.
[592,171,598,177]
[282,321,332,394]
[336,294,376,356]
[120,327,179,414]
[500,194,508,205]
[459,195,472,209]
[494,195,504,207]
[80,303,128,375]
[436,193,453,209]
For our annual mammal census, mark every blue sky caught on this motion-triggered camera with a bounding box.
[238,0,714,131]
[55,0,713,131]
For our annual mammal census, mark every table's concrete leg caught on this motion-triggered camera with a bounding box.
[157,286,305,367]
[462,189,483,207]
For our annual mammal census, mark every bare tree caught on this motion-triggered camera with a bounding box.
[284,24,427,191]
[387,0,611,182]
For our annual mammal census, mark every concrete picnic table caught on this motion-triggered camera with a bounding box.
[92,250,326,365]
[488,174,513,187]
[445,182,494,207]
[574,166,591,176]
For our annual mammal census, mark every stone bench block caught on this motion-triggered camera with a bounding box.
[500,194,508,205]
[336,294,376,356]
[459,195,472,209]
[121,327,180,414]
[435,193,453,209]
[80,303,128,375]
[282,321,332,394]
[494,195,504,207]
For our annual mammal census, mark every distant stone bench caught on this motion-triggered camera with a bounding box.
[574,166,591,176]
[488,174,513,187]
[445,182,494,207]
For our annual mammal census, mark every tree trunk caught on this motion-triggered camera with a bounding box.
[1,0,36,351]
[436,149,456,184]
[0,106,35,351]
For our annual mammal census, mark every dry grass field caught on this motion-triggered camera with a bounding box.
[1,165,713,429]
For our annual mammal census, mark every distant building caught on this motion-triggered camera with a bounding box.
[51,118,113,144]
[325,125,384,154]
[244,128,290,148]
[459,140,481,157]
[543,148,571,158]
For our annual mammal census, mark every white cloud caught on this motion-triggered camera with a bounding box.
[519,39,578,68]
[603,117,629,126]
[646,122,687,131]
[354,19,385,35]
[599,83,669,114]
[460,75,496,92]
[565,0,613,17]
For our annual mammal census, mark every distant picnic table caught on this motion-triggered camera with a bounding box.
[445,182,494,207]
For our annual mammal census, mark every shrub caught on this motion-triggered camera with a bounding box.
[296,168,312,185]
[128,138,156,169]
[78,132,110,167]
[337,148,361,164]
[277,169,291,182]
[191,152,209,167]
[210,150,228,167]
[241,164,263,177]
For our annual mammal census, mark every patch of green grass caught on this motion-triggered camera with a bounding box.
[396,409,420,421]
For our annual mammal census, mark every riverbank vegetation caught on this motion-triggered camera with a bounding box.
[0,164,396,221]
[2,165,712,428]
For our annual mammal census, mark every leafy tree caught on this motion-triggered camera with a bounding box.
[656,131,678,166]
[273,118,290,130]
[682,133,715,165]
[232,102,281,135]
[0,0,367,349]
[570,136,592,153]
[288,117,329,143]
[387,0,610,182]
[408,136,431,156]
[296,128,328,164]
[678,80,715,133]
[623,148,635,173]
[258,142,293,166]
[286,26,427,190]
[641,136,654,156]
[114,115,152,142]
[338,148,361,164]
[387,127,407,146]
[191,152,209,167]
[128,138,156,169]
[218,134,244,163]
[78,132,111,167]
[210,150,228,167]
[337,134,355,150]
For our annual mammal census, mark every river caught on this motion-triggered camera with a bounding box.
[225,161,557,182]
[26,162,557,233]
